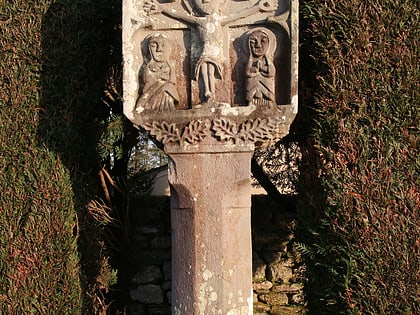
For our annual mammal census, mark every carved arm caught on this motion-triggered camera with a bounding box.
[222,0,278,25]
[144,0,199,25]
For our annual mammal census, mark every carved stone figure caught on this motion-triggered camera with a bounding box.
[246,27,276,106]
[144,0,277,103]
[136,33,180,112]
[123,1,299,313]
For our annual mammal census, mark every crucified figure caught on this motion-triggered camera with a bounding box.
[144,0,277,103]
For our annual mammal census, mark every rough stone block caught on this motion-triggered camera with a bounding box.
[272,283,303,293]
[292,293,305,305]
[130,285,164,304]
[259,292,288,306]
[253,280,273,291]
[129,304,147,315]
[270,305,307,315]
[139,225,163,235]
[147,305,172,314]
[254,301,271,313]
[132,265,163,284]
[267,263,294,283]
[150,236,171,249]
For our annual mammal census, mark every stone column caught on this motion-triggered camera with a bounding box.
[123,1,298,313]
[166,144,254,315]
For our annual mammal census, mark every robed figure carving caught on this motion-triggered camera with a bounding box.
[136,34,180,112]
[246,27,276,106]
[144,0,277,103]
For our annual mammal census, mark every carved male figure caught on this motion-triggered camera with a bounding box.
[136,33,180,112]
[144,0,277,103]
[246,27,276,106]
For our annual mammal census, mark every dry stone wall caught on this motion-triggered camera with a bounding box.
[127,196,306,315]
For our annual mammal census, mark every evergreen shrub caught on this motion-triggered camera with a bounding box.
[298,0,419,314]
[1,0,121,313]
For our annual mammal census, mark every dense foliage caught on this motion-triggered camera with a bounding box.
[1,0,122,313]
[298,0,419,314]
[1,0,418,314]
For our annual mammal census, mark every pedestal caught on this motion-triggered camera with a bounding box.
[167,144,254,315]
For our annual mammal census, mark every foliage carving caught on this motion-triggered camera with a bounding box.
[141,116,285,145]
[143,121,181,144]
[238,117,284,142]
[181,120,209,144]
[212,118,238,142]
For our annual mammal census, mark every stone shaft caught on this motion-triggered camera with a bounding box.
[167,145,254,315]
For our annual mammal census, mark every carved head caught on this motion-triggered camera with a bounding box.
[148,34,169,62]
[246,27,277,59]
[249,30,270,58]
[190,0,221,15]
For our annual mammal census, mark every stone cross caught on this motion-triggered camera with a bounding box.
[123,0,298,313]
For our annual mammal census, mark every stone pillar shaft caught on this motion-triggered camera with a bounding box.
[167,146,253,315]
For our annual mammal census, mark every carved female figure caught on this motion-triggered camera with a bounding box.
[136,34,180,112]
[144,0,276,103]
[246,27,276,106]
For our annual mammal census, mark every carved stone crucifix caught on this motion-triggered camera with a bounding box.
[143,0,277,103]
[123,0,298,313]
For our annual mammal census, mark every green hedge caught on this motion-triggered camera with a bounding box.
[299,0,419,314]
[1,0,120,313]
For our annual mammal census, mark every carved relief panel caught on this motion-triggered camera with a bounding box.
[123,0,298,147]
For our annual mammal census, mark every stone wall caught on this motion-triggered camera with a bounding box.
[127,196,306,315]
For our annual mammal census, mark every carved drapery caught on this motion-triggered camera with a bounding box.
[123,0,298,148]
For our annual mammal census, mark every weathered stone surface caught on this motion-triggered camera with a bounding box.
[130,285,164,304]
[123,0,299,313]
[253,280,274,291]
[254,293,259,303]
[169,149,254,314]
[267,262,294,283]
[124,0,298,117]
[259,292,288,306]
[292,293,305,305]
[132,265,163,284]
[272,283,303,293]
[270,305,307,315]
[254,301,271,313]
[139,225,162,235]
[253,229,288,247]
